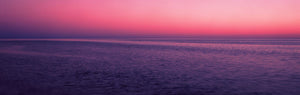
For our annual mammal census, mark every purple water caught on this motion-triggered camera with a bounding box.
[0,39,299,95]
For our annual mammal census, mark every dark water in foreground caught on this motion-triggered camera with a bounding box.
[0,39,299,95]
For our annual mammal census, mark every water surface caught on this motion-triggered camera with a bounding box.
[0,39,299,95]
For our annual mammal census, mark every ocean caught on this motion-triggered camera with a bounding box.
[0,39,299,95]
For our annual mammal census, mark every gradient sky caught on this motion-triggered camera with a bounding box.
[1,0,300,38]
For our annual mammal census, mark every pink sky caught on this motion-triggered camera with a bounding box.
[1,0,300,37]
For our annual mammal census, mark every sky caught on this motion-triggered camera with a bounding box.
[0,0,300,38]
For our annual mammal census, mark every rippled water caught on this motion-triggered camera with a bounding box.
[0,39,299,95]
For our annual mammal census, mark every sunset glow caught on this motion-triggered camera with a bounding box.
[1,0,300,37]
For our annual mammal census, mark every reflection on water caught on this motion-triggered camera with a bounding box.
[0,39,299,95]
